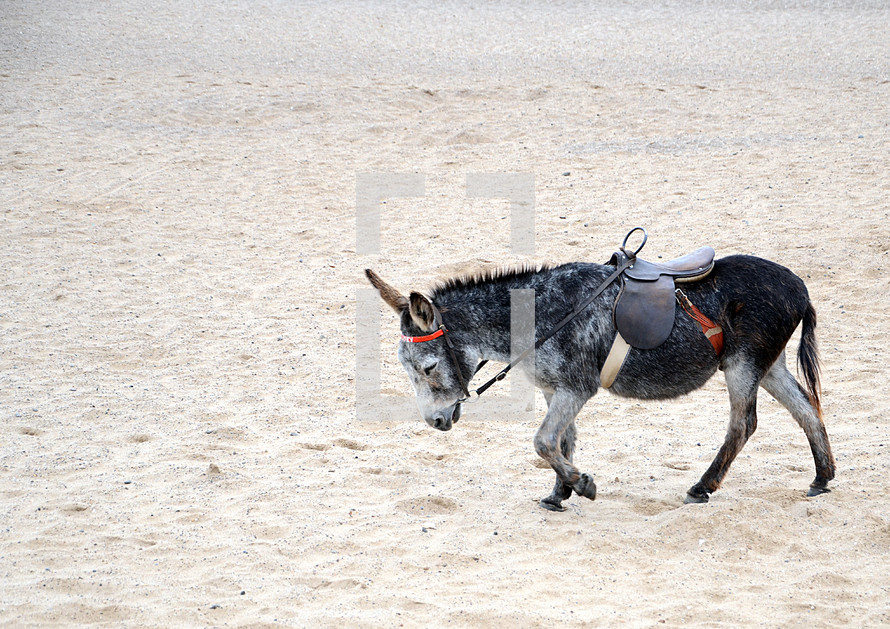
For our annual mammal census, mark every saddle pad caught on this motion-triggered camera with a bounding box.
[614,275,676,349]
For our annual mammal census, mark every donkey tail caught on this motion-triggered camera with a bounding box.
[797,300,822,418]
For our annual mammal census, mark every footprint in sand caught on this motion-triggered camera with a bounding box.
[395,495,460,515]
[332,438,368,451]
[625,495,682,516]
[300,442,331,451]
[62,504,89,513]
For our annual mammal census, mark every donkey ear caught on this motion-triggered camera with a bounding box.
[408,292,437,331]
[365,269,408,313]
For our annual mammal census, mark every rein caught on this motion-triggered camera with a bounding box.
[401,250,639,403]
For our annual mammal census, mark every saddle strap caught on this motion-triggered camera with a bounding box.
[676,289,724,356]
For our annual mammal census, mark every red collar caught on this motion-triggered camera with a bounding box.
[401,328,445,343]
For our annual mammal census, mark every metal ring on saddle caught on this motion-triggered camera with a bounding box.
[621,226,648,258]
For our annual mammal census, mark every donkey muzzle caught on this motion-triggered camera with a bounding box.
[428,402,461,431]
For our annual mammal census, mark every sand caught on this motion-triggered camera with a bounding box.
[1,1,889,626]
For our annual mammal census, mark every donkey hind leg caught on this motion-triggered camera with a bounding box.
[760,353,835,496]
[535,389,594,512]
[685,359,761,504]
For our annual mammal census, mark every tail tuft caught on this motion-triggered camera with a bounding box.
[797,301,822,418]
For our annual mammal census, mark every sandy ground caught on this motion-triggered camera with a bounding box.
[2,1,889,626]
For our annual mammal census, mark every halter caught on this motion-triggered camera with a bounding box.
[400,302,475,400]
[400,329,445,343]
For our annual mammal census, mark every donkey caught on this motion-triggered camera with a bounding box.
[365,251,835,511]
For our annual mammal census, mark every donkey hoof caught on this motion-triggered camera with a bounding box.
[806,485,831,497]
[684,487,710,504]
[540,498,567,512]
[573,473,597,501]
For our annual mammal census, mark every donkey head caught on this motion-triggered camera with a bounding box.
[365,269,471,431]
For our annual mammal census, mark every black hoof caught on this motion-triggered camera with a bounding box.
[684,487,710,504]
[573,473,597,501]
[806,485,831,497]
[540,498,567,512]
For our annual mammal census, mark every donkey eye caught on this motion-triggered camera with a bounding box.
[423,362,437,376]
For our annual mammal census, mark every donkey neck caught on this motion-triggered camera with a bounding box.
[431,268,547,364]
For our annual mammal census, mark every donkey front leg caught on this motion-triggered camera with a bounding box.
[685,359,760,504]
[535,389,593,511]
[540,419,578,512]
[539,390,574,511]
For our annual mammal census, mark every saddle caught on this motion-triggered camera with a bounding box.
[601,228,721,388]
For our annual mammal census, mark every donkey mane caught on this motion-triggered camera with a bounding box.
[429,262,557,300]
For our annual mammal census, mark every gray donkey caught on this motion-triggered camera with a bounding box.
[365,242,835,511]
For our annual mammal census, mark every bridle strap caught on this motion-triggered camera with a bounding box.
[428,303,473,399]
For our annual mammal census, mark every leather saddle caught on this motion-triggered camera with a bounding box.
[609,243,715,349]
[599,228,717,389]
